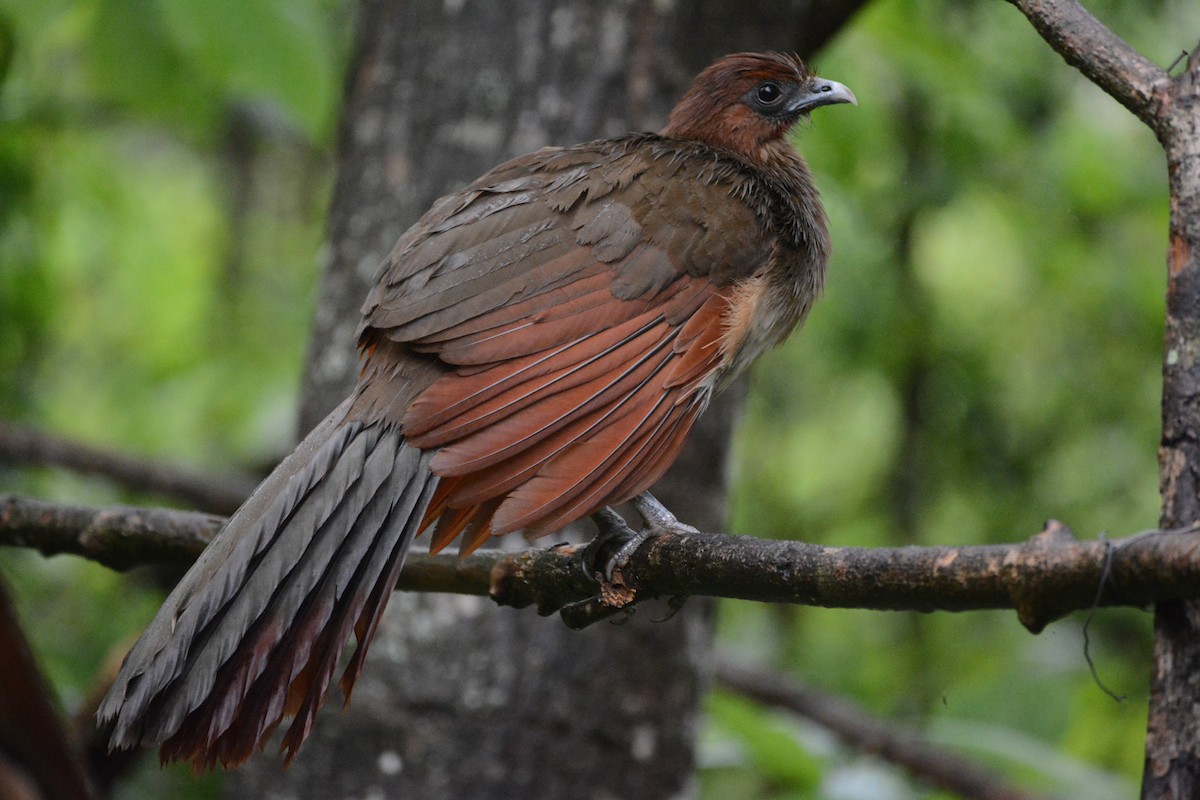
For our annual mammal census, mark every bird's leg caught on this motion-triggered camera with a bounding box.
[629,492,700,536]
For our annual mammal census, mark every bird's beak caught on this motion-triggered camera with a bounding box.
[790,78,857,114]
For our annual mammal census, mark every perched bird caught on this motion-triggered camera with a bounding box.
[98,51,855,769]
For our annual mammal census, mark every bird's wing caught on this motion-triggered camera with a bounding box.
[360,137,772,547]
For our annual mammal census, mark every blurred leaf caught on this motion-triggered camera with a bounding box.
[927,717,1135,800]
[156,0,337,140]
[86,0,214,129]
[706,690,824,793]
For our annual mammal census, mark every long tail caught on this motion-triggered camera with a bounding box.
[97,399,437,769]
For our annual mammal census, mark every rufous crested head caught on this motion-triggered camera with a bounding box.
[663,52,855,162]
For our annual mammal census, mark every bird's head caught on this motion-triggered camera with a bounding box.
[663,52,855,165]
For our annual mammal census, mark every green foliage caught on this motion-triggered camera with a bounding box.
[1,0,342,466]
[703,691,824,798]
[0,0,344,796]
[82,0,338,137]
[1,0,1196,797]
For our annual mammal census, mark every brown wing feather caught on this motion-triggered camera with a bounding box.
[520,400,705,538]
[422,316,678,478]
[429,502,477,553]
[402,278,711,444]
[492,389,679,533]
[664,292,731,392]
[412,312,671,454]
[412,270,614,348]
[485,296,725,536]
[436,343,672,510]
[411,284,732,541]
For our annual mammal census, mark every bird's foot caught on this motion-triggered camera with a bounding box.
[580,508,643,608]
[582,492,697,609]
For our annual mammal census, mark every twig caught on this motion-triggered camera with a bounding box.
[1004,0,1171,135]
[0,422,257,515]
[1167,49,1189,76]
[5,495,1200,633]
[714,656,1045,800]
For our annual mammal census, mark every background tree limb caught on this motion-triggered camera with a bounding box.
[0,574,97,800]
[713,656,1046,800]
[1004,0,1172,134]
[0,422,257,516]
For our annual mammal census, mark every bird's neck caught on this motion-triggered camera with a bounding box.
[747,137,808,175]
[749,139,831,352]
[750,140,829,264]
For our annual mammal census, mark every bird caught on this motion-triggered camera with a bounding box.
[97,51,855,770]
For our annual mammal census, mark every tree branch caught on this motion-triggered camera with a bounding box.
[1004,0,1171,135]
[4,494,1197,633]
[8,483,1050,797]
[713,656,1045,800]
[0,494,221,571]
[0,422,258,515]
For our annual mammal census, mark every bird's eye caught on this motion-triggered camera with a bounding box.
[756,82,783,105]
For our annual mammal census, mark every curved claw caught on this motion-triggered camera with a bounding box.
[580,507,639,580]
[603,530,652,583]
[651,594,691,623]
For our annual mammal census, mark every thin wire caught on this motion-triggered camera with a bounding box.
[1085,521,1200,699]
[1167,49,1189,75]
[1081,535,1125,703]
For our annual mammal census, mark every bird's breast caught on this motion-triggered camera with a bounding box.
[714,254,819,388]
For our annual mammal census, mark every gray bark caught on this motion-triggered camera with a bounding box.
[229,1,863,797]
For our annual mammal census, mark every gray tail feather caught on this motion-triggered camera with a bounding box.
[97,398,436,768]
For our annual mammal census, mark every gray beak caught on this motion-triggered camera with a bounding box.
[790,78,857,114]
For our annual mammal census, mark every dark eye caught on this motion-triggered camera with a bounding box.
[756,82,783,105]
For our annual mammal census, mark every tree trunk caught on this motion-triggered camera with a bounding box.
[1143,49,1200,800]
[228,1,862,797]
